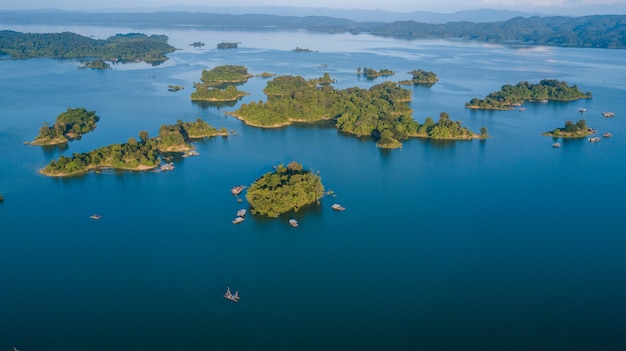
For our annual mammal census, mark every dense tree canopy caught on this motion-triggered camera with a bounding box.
[41,119,225,176]
[245,162,325,218]
[543,119,592,138]
[0,31,175,64]
[30,107,99,145]
[466,79,592,110]
[230,74,482,148]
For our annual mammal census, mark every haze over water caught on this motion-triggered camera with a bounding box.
[1,25,626,350]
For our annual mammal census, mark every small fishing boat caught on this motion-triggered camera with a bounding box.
[603,132,612,138]
[552,143,561,148]
[231,185,247,195]
[289,218,298,227]
[232,216,245,224]
[237,209,247,217]
[602,112,615,117]
[89,214,102,220]
[224,286,240,302]
[588,137,600,142]
[331,203,345,211]
[579,108,587,113]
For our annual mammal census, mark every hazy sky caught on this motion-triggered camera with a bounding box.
[2,0,625,15]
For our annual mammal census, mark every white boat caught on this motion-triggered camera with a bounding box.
[237,209,247,217]
[89,214,102,220]
[552,143,561,148]
[224,286,240,302]
[232,216,245,224]
[231,185,247,195]
[289,218,298,227]
[331,203,345,211]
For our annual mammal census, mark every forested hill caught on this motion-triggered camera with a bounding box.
[368,15,626,48]
[1,11,625,49]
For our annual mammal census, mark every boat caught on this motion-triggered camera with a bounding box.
[331,203,345,211]
[539,99,548,103]
[603,132,612,138]
[231,185,247,195]
[579,108,587,113]
[232,216,245,224]
[237,209,247,217]
[552,143,561,148]
[159,162,175,171]
[89,214,102,220]
[182,150,200,158]
[518,107,526,111]
[224,286,240,302]
[602,112,615,117]
[289,218,298,227]
[588,137,600,142]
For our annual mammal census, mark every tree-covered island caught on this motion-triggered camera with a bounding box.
[245,161,325,218]
[78,59,111,70]
[0,31,176,65]
[28,108,99,146]
[217,42,239,49]
[399,69,439,87]
[542,119,593,138]
[40,119,227,177]
[466,79,592,110]
[358,67,396,79]
[191,65,251,102]
[228,74,485,148]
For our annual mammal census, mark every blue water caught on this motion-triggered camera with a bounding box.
[1,26,626,351]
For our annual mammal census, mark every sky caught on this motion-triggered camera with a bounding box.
[1,0,625,15]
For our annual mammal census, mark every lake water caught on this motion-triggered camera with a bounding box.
[1,25,626,351]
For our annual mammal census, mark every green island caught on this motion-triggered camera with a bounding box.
[358,67,396,79]
[542,119,593,138]
[28,108,100,146]
[191,65,252,102]
[465,79,592,110]
[0,31,176,65]
[168,85,184,92]
[245,161,325,218]
[40,119,227,177]
[399,69,438,87]
[79,59,111,70]
[256,72,277,78]
[217,42,239,49]
[293,47,317,52]
[228,74,485,148]
[190,41,204,47]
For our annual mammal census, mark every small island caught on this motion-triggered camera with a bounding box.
[542,119,594,138]
[0,31,176,65]
[190,41,204,47]
[292,47,317,52]
[399,69,438,87]
[245,161,325,218]
[358,67,395,79]
[28,107,100,146]
[40,119,227,177]
[217,42,239,49]
[79,59,111,70]
[191,65,251,102]
[228,73,486,148]
[466,79,592,110]
[168,85,184,92]
[256,72,277,78]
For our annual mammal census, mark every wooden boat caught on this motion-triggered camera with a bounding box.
[602,112,615,117]
[331,203,345,211]
[89,214,102,220]
[237,209,247,217]
[552,143,561,148]
[231,185,247,195]
[232,216,245,224]
[224,286,240,302]
[289,218,298,227]
[603,132,612,138]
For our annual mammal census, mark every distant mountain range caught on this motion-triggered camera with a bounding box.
[1,8,625,49]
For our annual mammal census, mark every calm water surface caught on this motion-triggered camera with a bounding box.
[1,26,626,351]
